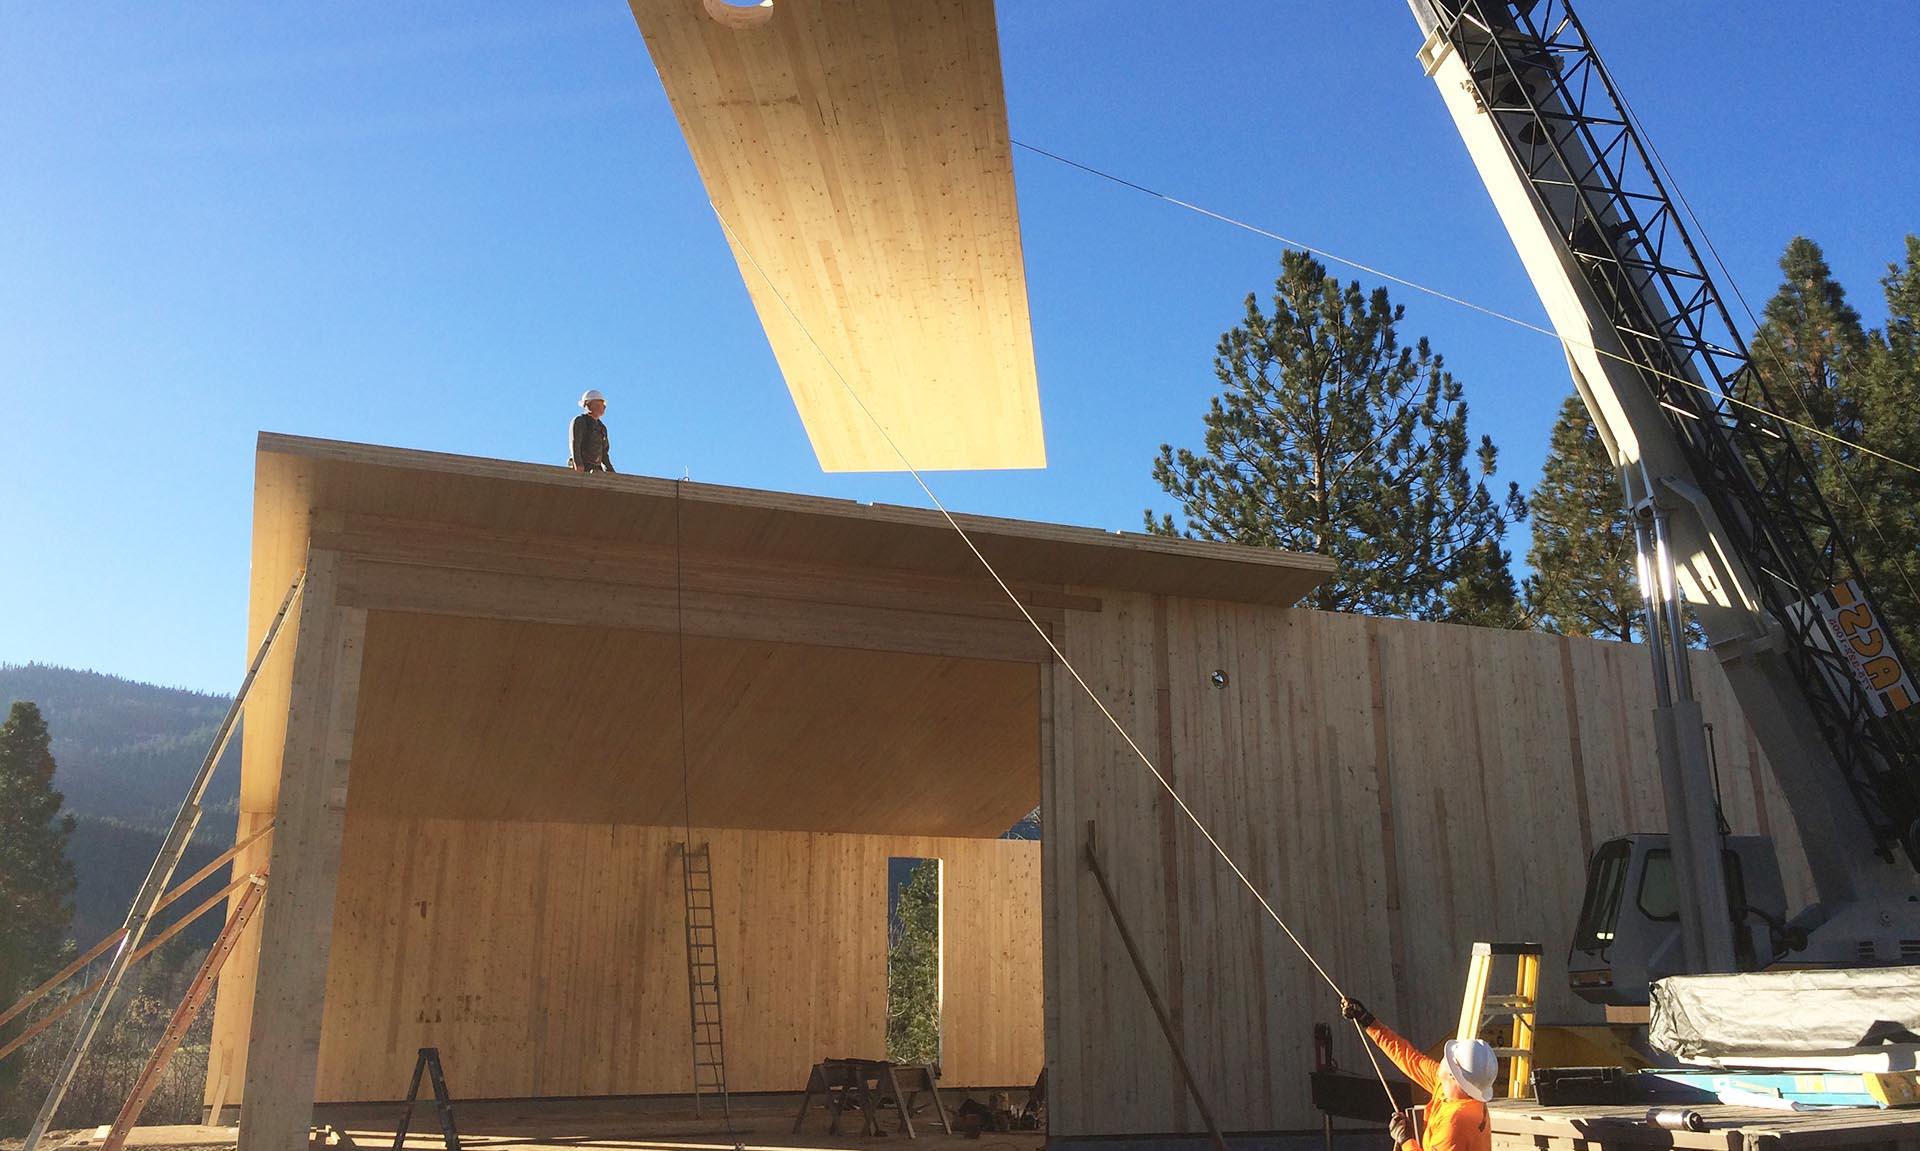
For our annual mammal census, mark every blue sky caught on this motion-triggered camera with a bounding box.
[3,2,1916,694]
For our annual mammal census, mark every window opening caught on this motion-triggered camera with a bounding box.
[1572,839,1632,950]
[886,857,942,1066]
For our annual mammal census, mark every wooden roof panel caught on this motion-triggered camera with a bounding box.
[251,434,1333,615]
[626,0,1045,472]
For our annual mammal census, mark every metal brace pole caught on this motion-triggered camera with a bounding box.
[1084,821,1231,1151]
[23,574,306,1151]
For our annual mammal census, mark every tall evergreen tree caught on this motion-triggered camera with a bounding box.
[1749,236,1920,661]
[1146,250,1524,622]
[1,701,78,1001]
[886,861,940,1066]
[1851,235,1920,659]
[1525,395,1639,642]
[1749,236,1870,462]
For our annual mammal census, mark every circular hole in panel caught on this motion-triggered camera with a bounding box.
[702,0,774,28]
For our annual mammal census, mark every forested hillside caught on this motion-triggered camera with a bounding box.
[0,664,239,947]
[0,664,240,826]
[0,666,243,1132]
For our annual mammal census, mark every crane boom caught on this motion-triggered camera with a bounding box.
[1403,0,1920,963]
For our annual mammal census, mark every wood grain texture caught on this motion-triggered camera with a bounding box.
[248,435,1330,611]
[310,819,1041,1101]
[625,0,1043,472]
[344,612,1042,835]
[237,558,367,1151]
[1043,600,1814,1137]
[213,434,1329,1120]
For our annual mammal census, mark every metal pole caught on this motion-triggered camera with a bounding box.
[1635,504,1737,974]
[1633,511,1673,707]
[1084,821,1231,1151]
[23,574,305,1151]
[1650,505,1695,701]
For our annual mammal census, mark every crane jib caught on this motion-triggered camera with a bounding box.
[1413,0,1920,873]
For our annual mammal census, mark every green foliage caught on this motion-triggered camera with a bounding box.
[1848,235,1920,661]
[0,942,216,1135]
[0,664,240,827]
[1,702,78,1004]
[886,860,940,1066]
[1750,236,1870,458]
[64,816,230,948]
[1525,395,1640,642]
[2,700,80,1109]
[1146,250,1525,623]
[1746,237,1920,661]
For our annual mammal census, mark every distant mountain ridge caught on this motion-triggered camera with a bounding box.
[1,663,241,945]
[0,663,241,826]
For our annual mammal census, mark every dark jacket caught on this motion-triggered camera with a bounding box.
[570,413,614,473]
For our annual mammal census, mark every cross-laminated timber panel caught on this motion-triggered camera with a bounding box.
[345,612,1043,833]
[626,0,1044,472]
[313,820,1041,1101]
[1042,597,1814,1138]
[216,435,1333,1146]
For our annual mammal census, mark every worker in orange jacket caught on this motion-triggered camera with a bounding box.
[1340,996,1497,1151]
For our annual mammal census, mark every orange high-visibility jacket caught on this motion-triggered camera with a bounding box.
[1365,1021,1490,1151]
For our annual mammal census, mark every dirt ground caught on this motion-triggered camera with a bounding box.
[17,1089,1047,1151]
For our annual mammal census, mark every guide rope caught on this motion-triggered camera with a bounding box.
[1607,88,1920,618]
[1009,139,1920,481]
[708,205,1404,1111]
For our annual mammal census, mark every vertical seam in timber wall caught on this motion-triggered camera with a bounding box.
[1556,637,1595,859]
[1608,648,1637,822]
[1460,643,1500,916]
[1150,594,1188,1129]
[1364,621,1411,1025]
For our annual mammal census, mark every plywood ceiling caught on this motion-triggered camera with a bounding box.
[345,612,1041,837]
[627,0,1045,473]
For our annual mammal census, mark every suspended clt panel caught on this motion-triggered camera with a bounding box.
[628,0,1046,472]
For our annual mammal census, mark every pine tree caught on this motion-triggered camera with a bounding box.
[0,701,78,1001]
[1446,542,1531,629]
[1749,236,1870,465]
[1749,236,1920,661]
[1525,394,1639,642]
[886,861,940,1066]
[1851,235,1920,660]
[1146,250,1524,621]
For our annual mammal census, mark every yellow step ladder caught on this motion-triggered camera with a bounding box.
[1456,942,1541,1100]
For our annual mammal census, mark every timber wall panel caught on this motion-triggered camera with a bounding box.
[312,819,1041,1102]
[1044,599,1813,1137]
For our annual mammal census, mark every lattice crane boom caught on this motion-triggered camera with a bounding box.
[1404,0,1920,974]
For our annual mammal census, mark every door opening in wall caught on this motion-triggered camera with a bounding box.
[886,857,942,1067]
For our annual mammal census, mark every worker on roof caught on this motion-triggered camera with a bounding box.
[1340,996,1496,1151]
[569,389,615,474]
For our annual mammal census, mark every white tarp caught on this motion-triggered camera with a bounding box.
[1649,968,1920,1061]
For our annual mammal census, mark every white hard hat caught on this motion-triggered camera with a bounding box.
[580,389,606,407]
[1441,1039,1497,1102]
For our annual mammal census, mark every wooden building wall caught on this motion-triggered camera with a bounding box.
[311,818,1041,1101]
[1043,596,1812,1137]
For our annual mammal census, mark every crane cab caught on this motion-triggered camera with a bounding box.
[1566,834,1789,1006]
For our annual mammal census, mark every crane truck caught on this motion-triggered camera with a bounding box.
[1404,0,1920,1006]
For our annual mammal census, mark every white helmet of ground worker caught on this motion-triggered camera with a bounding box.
[580,389,606,408]
[1441,1038,1497,1102]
